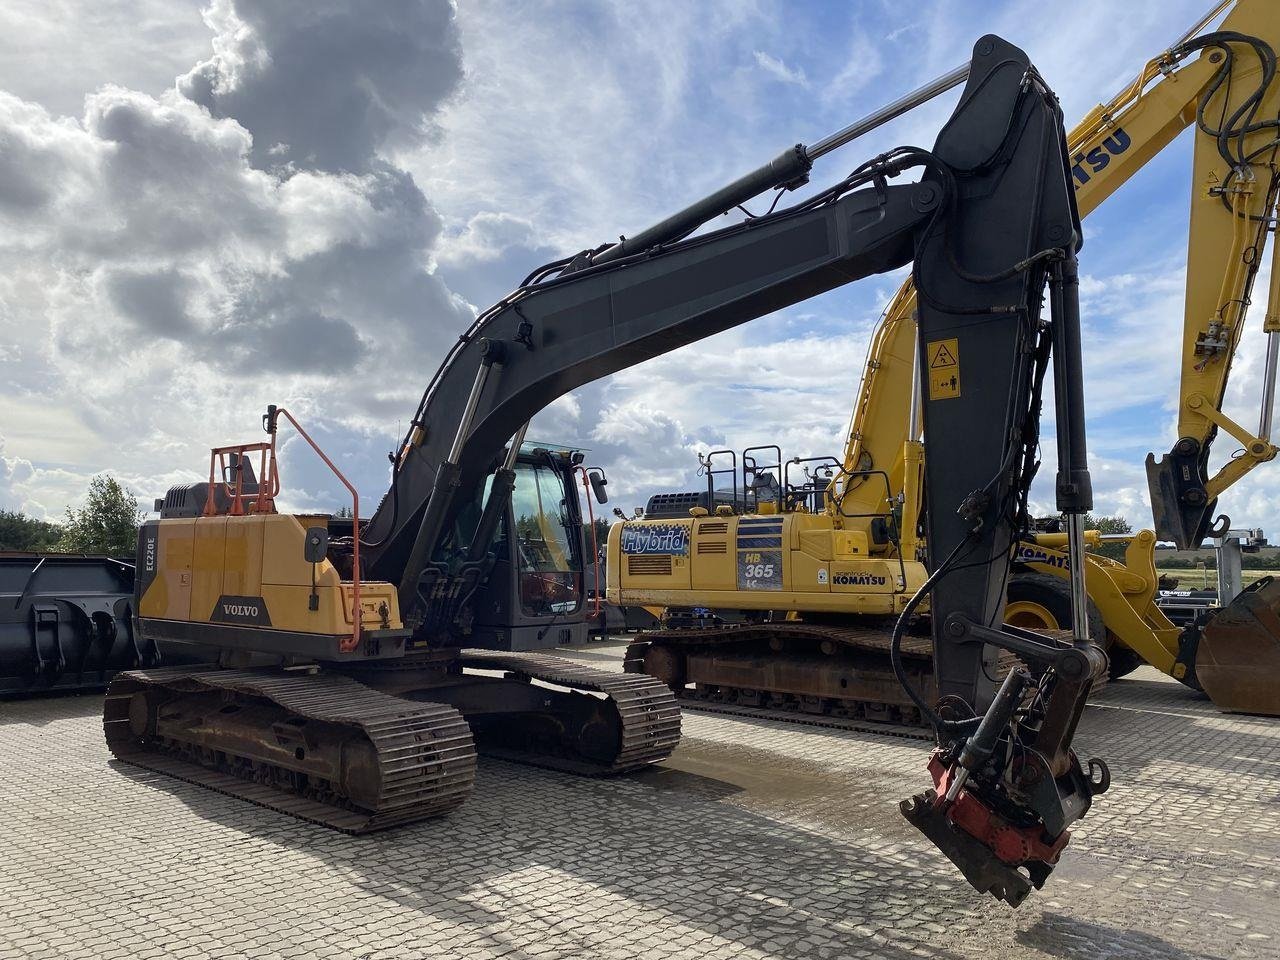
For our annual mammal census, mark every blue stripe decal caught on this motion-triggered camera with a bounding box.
[737,536,783,548]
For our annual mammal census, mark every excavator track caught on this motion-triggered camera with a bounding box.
[457,649,681,773]
[625,622,1021,731]
[104,666,477,833]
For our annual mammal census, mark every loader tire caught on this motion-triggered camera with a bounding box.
[1104,643,1144,680]
[1006,574,1136,679]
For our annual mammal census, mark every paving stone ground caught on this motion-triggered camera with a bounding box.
[2,643,1277,960]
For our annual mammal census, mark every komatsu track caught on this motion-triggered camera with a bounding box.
[104,652,680,832]
[104,666,477,833]
[625,622,1024,730]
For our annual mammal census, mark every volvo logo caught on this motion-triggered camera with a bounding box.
[211,595,272,626]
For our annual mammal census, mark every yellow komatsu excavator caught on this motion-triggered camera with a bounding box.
[614,0,1280,719]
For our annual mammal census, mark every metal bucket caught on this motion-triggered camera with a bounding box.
[1197,575,1280,716]
[0,552,209,697]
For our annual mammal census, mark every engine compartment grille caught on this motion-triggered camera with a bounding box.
[627,556,673,577]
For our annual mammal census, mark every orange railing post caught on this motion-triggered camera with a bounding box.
[272,408,363,653]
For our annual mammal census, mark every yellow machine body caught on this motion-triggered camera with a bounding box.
[607,513,928,616]
[1017,532,1184,677]
[136,513,405,661]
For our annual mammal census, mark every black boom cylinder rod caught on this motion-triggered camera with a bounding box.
[1050,254,1093,515]
[589,62,970,268]
[590,146,812,267]
[1049,252,1097,649]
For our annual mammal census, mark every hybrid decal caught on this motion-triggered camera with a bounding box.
[620,523,689,556]
[211,595,273,627]
[1070,128,1131,187]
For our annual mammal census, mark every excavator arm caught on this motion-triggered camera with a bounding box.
[362,37,1071,650]
[839,0,1280,551]
[352,34,1103,905]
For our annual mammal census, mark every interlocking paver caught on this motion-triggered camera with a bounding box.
[1,645,1276,960]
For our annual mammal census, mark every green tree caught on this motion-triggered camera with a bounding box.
[587,517,611,558]
[335,505,355,519]
[57,475,145,556]
[0,510,62,551]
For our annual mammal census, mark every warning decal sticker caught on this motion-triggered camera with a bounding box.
[927,337,960,400]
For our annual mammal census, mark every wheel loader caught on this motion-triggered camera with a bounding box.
[109,33,1108,905]
[615,0,1280,721]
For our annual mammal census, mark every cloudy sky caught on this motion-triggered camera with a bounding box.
[1,0,1276,541]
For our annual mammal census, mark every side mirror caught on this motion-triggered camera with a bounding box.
[588,469,609,505]
[304,526,329,564]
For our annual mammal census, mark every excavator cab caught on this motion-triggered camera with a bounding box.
[468,448,589,651]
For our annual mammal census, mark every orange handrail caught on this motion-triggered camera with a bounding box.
[268,407,363,653]
[203,441,278,517]
[205,407,366,653]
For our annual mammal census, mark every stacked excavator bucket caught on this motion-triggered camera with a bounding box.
[1196,578,1280,716]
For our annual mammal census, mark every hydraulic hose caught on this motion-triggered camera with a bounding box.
[890,531,984,736]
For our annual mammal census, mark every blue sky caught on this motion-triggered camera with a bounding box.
[0,0,1275,542]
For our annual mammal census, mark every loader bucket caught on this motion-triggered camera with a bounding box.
[1196,576,1280,716]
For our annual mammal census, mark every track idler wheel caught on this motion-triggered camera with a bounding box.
[575,702,624,762]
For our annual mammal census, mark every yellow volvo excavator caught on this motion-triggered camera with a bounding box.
[614,0,1280,718]
[111,33,1111,905]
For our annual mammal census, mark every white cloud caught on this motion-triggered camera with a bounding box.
[0,1,471,519]
[435,211,541,267]
[0,0,208,117]
[753,50,809,87]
